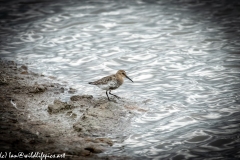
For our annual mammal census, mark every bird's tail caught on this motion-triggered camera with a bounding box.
[88,82,94,85]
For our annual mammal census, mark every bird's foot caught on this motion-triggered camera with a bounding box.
[113,95,120,99]
[109,92,120,99]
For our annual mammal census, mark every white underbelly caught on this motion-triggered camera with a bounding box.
[97,81,119,90]
[97,84,110,90]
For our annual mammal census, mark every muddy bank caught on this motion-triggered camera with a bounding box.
[0,59,146,159]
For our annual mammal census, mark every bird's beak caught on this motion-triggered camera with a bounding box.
[125,75,133,82]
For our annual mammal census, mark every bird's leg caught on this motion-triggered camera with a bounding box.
[106,91,111,101]
[109,90,120,99]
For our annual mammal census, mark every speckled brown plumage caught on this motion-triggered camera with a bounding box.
[89,70,133,101]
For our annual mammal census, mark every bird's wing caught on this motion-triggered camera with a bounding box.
[91,75,116,85]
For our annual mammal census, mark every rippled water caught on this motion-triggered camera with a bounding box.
[1,0,240,159]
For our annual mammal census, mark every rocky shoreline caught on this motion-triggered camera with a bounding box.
[0,59,146,159]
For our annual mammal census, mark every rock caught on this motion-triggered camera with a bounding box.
[29,85,46,93]
[99,102,120,110]
[68,87,77,94]
[70,95,93,101]
[20,65,28,70]
[60,87,64,93]
[84,143,105,153]
[73,123,84,132]
[48,99,74,113]
[0,76,8,85]
[80,149,91,156]
[36,85,46,92]
[0,59,137,159]
[66,111,77,119]
[87,107,115,118]
[96,138,113,146]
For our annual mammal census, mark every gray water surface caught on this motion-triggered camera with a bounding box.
[1,0,240,159]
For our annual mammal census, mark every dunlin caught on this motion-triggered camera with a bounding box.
[89,70,133,101]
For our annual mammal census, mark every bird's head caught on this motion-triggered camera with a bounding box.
[117,70,133,82]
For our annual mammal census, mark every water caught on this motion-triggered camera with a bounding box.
[1,0,240,159]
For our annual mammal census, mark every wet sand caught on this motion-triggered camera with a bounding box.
[0,59,146,159]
